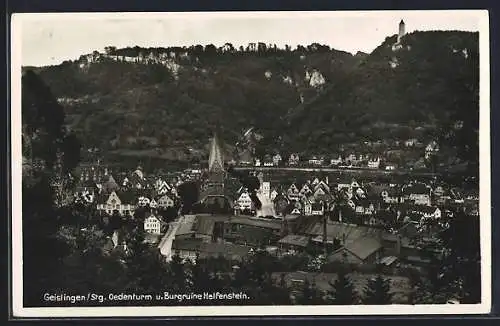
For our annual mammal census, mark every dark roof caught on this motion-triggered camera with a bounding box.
[403,183,429,195]
[172,239,203,251]
[193,215,216,235]
[398,222,420,239]
[175,215,198,236]
[305,221,383,244]
[386,187,401,197]
[365,183,390,197]
[311,202,324,210]
[229,216,282,230]
[343,237,383,260]
[278,234,310,247]
[102,175,120,192]
[115,190,138,204]
[417,206,440,214]
[199,242,252,260]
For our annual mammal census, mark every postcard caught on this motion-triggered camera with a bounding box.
[10,10,491,317]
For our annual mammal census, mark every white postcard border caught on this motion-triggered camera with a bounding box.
[10,10,491,318]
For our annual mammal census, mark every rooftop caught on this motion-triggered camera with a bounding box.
[229,216,282,230]
[278,234,310,247]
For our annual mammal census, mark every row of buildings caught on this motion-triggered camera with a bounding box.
[71,133,475,272]
[241,140,440,169]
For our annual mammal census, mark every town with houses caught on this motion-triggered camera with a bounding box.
[71,131,479,282]
[20,16,482,307]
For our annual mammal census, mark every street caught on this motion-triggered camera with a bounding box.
[158,216,183,262]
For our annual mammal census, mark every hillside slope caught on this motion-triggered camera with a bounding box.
[25,32,479,165]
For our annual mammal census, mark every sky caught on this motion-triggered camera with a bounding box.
[14,10,483,67]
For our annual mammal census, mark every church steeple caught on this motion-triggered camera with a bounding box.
[206,132,225,193]
[208,132,224,173]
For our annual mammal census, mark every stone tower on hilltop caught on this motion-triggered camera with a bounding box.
[398,19,406,43]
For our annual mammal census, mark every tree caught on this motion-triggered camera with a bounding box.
[415,211,481,304]
[21,70,82,305]
[362,274,393,305]
[204,44,217,56]
[297,278,326,305]
[104,46,117,55]
[167,253,189,293]
[327,269,358,305]
[189,254,214,293]
[120,225,170,300]
[178,181,199,214]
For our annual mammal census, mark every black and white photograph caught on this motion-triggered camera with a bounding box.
[11,10,491,317]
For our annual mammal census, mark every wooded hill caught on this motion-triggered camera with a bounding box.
[24,31,479,166]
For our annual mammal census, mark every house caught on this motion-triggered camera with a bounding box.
[172,240,251,262]
[425,140,440,159]
[308,156,324,166]
[157,194,175,209]
[367,157,381,169]
[287,183,301,201]
[337,177,352,191]
[137,196,151,207]
[404,138,419,147]
[345,153,358,164]
[403,183,432,206]
[237,191,254,211]
[198,242,252,261]
[329,237,383,264]
[385,164,397,171]
[381,187,403,204]
[349,179,360,189]
[270,189,279,201]
[303,200,313,215]
[299,183,313,197]
[417,206,442,219]
[96,190,135,216]
[288,153,300,166]
[354,187,366,199]
[101,175,120,194]
[174,214,218,243]
[272,153,282,166]
[314,179,330,193]
[263,157,274,167]
[144,213,165,235]
[313,186,329,200]
[278,234,310,252]
[171,240,202,262]
[273,193,290,216]
[311,202,324,216]
[360,202,376,216]
[224,216,283,246]
[330,155,343,166]
[261,181,271,198]
[155,179,172,195]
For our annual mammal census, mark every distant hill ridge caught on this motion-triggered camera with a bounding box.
[23,30,478,166]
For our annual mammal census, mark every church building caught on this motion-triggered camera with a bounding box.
[195,132,234,214]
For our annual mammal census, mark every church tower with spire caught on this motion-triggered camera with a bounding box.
[206,132,225,194]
